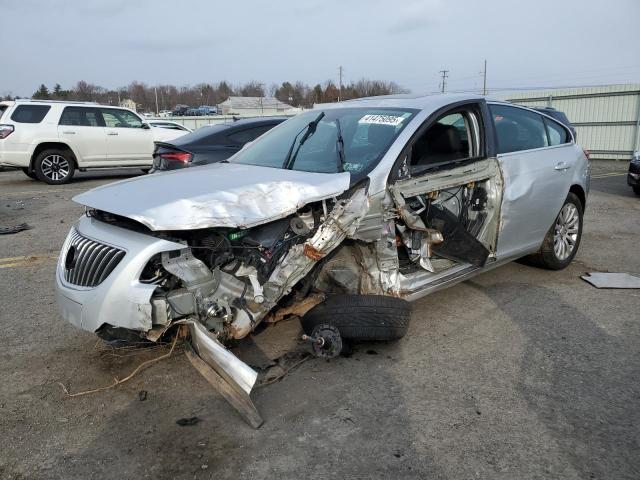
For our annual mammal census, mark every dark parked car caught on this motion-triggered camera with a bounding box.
[628,151,640,196]
[151,117,286,172]
[533,107,577,139]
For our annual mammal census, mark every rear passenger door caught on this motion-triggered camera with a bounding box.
[100,108,153,164]
[489,103,574,258]
[58,107,107,164]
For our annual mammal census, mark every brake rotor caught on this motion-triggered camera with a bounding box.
[310,324,343,359]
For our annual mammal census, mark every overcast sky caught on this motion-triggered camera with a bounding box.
[1,0,639,97]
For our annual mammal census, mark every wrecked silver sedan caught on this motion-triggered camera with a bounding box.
[55,94,589,426]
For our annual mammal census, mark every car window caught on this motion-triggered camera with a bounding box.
[544,117,569,146]
[490,104,549,154]
[408,108,480,172]
[0,105,7,120]
[228,125,273,144]
[172,124,231,146]
[101,108,143,128]
[10,105,51,123]
[231,108,417,181]
[59,107,103,127]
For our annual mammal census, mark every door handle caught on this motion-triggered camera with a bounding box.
[554,162,570,171]
[62,131,76,134]
[107,132,119,136]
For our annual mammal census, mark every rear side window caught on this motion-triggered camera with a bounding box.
[0,105,7,120]
[11,105,51,123]
[59,107,103,127]
[173,124,230,146]
[544,118,569,146]
[490,104,548,154]
[227,125,273,144]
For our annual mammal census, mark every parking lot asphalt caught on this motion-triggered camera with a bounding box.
[1,162,639,480]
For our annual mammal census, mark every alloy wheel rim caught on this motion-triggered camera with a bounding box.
[41,155,70,181]
[553,203,579,261]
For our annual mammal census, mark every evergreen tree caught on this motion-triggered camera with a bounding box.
[33,84,50,99]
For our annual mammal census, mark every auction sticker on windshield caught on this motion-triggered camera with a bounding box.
[358,114,405,126]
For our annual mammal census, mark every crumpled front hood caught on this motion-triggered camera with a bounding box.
[73,163,351,231]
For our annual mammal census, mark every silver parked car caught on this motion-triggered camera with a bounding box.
[55,94,589,425]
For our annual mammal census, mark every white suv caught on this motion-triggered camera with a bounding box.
[0,99,181,184]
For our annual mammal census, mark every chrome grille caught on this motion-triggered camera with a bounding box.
[63,229,125,287]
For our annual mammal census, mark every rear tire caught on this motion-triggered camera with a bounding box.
[633,185,640,196]
[21,168,38,180]
[526,192,583,270]
[34,149,75,185]
[301,295,411,342]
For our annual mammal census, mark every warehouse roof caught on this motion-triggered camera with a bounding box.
[219,96,294,110]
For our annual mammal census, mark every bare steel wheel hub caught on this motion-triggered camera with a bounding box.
[41,154,70,181]
[553,203,579,261]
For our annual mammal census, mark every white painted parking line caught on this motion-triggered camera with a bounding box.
[591,172,627,179]
[0,254,58,269]
[2,187,88,197]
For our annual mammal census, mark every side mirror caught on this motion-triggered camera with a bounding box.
[141,122,151,130]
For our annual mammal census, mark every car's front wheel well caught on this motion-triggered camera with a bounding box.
[569,184,586,210]
[30,143,77,171]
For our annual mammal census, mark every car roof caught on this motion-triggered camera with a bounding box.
[225,116,288,127]
[318,93,485,112]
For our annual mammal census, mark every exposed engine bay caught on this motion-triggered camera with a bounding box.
[85,159,503,349]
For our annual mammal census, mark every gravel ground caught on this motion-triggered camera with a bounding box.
[0,162,638,480]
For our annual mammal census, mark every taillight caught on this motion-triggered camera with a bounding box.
[0,125,14,139]
[583,149,590,160]
[160,151,192,163]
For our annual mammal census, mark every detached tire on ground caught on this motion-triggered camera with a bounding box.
[33,149,75,185]
[301,295,411,342]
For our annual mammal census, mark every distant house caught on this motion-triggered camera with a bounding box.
[219,96,296,116]
[119,99,137,111]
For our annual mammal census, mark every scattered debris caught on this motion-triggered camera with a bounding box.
[176,417,200,426]
[0,223,31,235]
[581,272,640,289]
[138,390,148,401]
[58,329,180,397]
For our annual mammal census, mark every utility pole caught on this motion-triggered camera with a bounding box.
[154,87,159,115]
[439,70,449,93]
[338,66,343,102]
[482,60,487,96]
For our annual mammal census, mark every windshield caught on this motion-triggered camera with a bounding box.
[230,107,417,180]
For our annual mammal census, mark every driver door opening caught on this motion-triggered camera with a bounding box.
[389,103,503,282]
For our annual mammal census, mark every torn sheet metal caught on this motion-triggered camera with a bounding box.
[581,272,640,289]
[73,163,350,231]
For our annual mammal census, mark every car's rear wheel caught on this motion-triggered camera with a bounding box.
[21,167,38,180]
[633,185,640,196]
[34,149,75,185]
[527,192,583,270]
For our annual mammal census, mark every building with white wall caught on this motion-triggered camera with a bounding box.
[218,96,297,116]
[497,84,640,160]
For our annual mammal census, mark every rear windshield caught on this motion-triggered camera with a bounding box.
[11,105,51,123]
[172,124,230,146]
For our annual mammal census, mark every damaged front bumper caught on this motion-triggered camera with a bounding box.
[56,214,264,426]
[55,214,185,333]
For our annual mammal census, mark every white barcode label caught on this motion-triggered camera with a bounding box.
[358,114,404,126]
